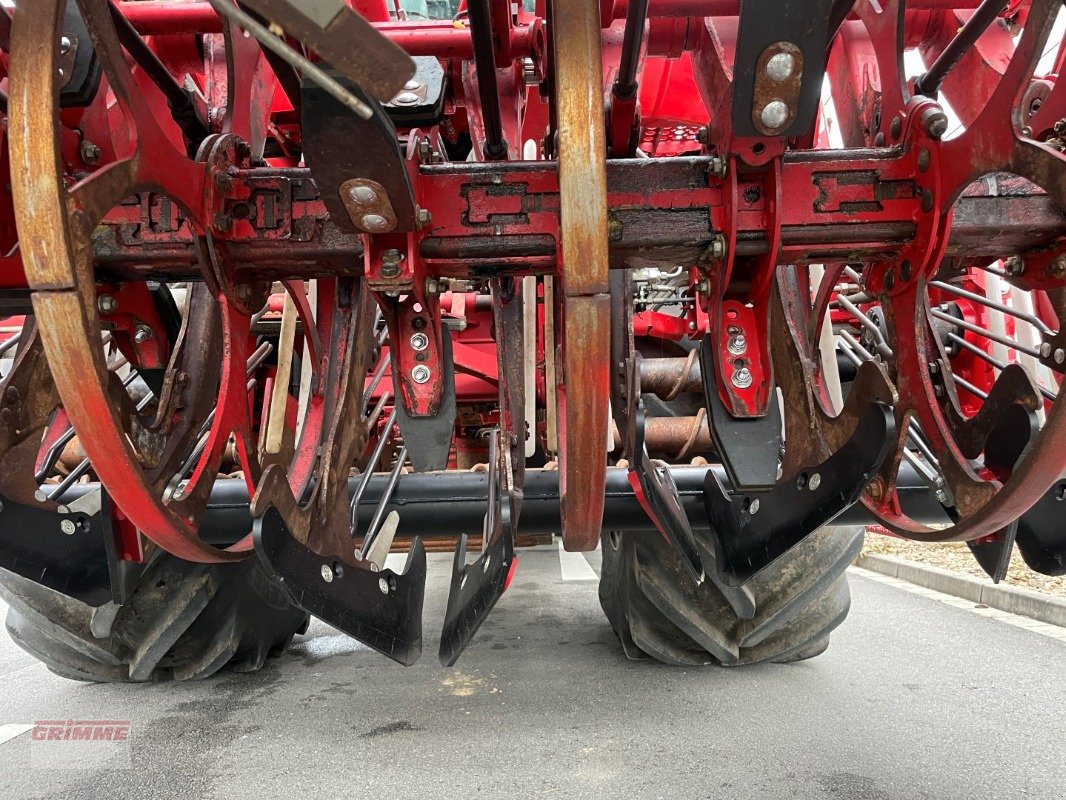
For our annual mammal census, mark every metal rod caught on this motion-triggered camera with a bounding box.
[951,373,989,400]
[914,0,1009,97]
[47,389,156,502]
[930,280,1053,336]
[930,308,1042,359]
[349,406,399,532]
[0,333,21,357]
[359,444,408,559]
[837,336,943,487]
[466,0,508,158]
[204,0,374,120]
[947,332,1057,402]
[835,294,893,359]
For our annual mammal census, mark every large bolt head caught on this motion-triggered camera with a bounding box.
[731,367,753,389]
[361,214,390,232]
[760,100,789,130]
[766,52,795,82]
[411,365,431,384]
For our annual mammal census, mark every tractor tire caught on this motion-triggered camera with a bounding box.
[598,525,862,666]
[0,552,309,682]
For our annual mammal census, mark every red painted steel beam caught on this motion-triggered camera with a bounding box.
[116,1,538,60]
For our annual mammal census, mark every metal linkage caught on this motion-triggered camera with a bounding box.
[204,0,375,120]
[914,0,1010,97]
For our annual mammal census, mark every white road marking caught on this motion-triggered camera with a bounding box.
[0,723,32,746]
[850,566,1066,644]
[557,539,598,581]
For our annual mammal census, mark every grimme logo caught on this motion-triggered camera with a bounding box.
[31,719,131,742]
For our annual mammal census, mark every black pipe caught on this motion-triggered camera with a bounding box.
[614,0,648,99]
[107,0,207,152]
[914,0,1009,97]
[466,0,508,159]
[52,463,948,546]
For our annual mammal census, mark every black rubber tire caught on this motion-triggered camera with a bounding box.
[598,525,863,666]
[0,553,309,682]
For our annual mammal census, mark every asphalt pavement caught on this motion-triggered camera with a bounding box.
[0,543,1063,800]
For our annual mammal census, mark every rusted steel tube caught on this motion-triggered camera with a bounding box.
[611,414,712,459]
[638,354,703,398]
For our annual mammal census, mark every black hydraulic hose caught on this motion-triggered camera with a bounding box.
[466,0,508,159]
[914,0,1009,97]
[107,0,208,152]
[614,0,648,99]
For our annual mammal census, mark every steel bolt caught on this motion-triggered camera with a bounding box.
[760,100,789,130]
[97,294,117,315]
[410,332,429,351]
[380,249,403,278]
[1005,255,1025,276]
[1050,254,1066,278]
[360,213,390,232]
[924,110,949,140]
[1041,342,1052,358]
[695,126,710,144]
[59,35,73,55]
[378,577,390,594]
[394,91,419,105]
[731,366,753,389]
[747,498,761,515]
[134,325,154,344]
[766,51,795,82]
[79,140,101,164]
[808,472,821,491]
[404,79,423,91]
[61,519,76,535]
[710,235,726,259]
[417,207,432,228]
[727,334,747,355]
[320,564,334,583]
[412,365,431,384]
[350,184,377,204]
[424,278,440,295]
[1055,349,1065,365]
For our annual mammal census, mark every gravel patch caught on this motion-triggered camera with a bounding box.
[862,533,1066,599]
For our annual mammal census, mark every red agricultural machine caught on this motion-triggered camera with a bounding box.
[0,0,1062,679]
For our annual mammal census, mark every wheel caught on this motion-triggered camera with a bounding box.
[598,525,862,666]
[0,554,308,682]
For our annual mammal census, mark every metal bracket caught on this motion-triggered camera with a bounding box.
[439,430,518,666]
[702,402,894,586]
[254,506,426,666]
[699,334,782,490]
[394,324,457,472]
[610,270,704,582]
[731,0,836,138]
